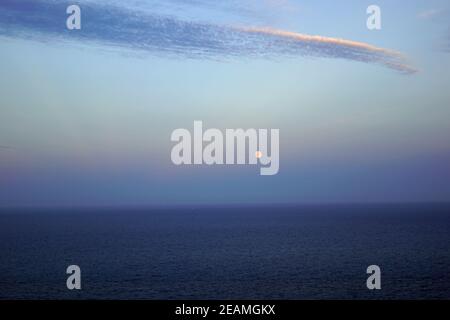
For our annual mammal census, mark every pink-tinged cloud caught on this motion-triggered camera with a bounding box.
[0,0,417,74]
[240,27,417,74]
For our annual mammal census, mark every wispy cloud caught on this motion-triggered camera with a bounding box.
[114,0,300,23]
[418,8,450,52]
[446,28,450,52]
[241,27,416,74]
[418,8,443,20]
[0,0,416,74]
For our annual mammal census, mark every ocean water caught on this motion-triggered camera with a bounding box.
[0,204,449,300]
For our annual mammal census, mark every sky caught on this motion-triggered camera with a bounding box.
[0,0,450,206]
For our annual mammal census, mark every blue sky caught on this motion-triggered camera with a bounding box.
[0,0,450,206]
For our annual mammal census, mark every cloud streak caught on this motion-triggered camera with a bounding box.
[0,0,416,74]
[417,8,450,52]
[418,8,443,20]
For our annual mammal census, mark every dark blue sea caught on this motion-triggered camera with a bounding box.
[1,204,450,299]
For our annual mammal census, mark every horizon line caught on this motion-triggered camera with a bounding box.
[1,201,450,211]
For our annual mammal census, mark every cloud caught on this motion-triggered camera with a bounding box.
[417,8,450,52]
[446,29,450,52]
[0,0,416,74]
[240,27,416,74]
[418,9,443,20]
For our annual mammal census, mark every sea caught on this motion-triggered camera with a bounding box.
[1,203,449,299]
